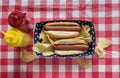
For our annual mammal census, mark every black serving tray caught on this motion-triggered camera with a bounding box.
[34,20,96,57]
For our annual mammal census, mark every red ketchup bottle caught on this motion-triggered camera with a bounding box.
[8,11,33,32]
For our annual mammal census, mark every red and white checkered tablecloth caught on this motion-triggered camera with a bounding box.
[0,0,120,78]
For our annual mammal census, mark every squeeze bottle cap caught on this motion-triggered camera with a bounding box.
[2,29,21,46]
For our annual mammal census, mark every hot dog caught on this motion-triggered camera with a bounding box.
[44,22,82,39]
[53,38,89,55]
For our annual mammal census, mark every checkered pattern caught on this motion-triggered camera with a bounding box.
[0,0,120,78]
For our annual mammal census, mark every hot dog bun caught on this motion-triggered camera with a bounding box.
[44,31,80,39]
[44,22,80,26]
[44,25,82,31]
[54,38,88,45]
[55,50,84,55]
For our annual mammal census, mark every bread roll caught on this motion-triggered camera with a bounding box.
[55,50,84,55]
[44,25,81,31]
[44,22,79,26]
[44,31,80,39]
[54,38,88,45]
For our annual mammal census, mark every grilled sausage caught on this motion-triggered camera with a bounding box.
[54,44,89,51]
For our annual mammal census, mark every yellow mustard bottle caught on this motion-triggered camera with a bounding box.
[2,28,32,47]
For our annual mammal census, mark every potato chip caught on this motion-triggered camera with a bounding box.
[98,39,112,49]
[77,57,91,69]
[42,51,54,56]
[77,36,92,44]
[33,42,53,53]
[46,35,54,46]
[78,25,92,43]
[95,46,105,58]
[80,25,90,37]
[21,50,35,62]
[39,30,49,43]
[33,43,41,53]
[95,39,112,58]
[84,25,90,31]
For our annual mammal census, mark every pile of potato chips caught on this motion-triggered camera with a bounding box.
[33,29,55,56]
